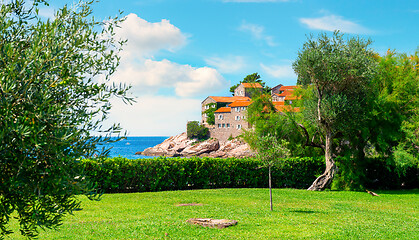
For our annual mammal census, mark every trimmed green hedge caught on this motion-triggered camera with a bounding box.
[79,157,324,193]
[77,157,418,193]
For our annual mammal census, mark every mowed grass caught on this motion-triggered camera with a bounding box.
[6,188,419,239]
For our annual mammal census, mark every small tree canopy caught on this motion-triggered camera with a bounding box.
[229,73,270,95]
[187,121,209,140]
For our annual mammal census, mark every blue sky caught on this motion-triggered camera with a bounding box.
[41,0,419,136]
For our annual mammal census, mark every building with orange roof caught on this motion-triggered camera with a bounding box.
[200,82,299,141]
[271,85,300,103]
[234,82,263,98]
[214,107,231,113]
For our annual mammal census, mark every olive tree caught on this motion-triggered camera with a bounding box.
[0,0,131,238]
[292,32,376,191]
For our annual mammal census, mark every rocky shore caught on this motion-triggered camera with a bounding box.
[137,132,254,158]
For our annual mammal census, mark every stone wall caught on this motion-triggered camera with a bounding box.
[234,84,246,97]
[211,107,249,142]
[201,97,216,125]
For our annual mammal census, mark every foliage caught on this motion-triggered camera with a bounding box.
[203,103,216,125]
[78,156,325,193]
[244,93,322,157]
[368,50,419,174]
[186,121,209,140]
[7,189,419,239]
[0,0,131,238]
[292,31,377,190]
[229,72,270,95]
[252,134,290,210]
[333,50,419,190]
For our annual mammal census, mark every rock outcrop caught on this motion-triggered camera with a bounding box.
[139,132,254,158]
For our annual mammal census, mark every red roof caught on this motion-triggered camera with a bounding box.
[277,90,293,97]
[273,102,285,107]
[242,83,263,88]
[209,96,251,103]
[279,85,297,91]
[215,107,231,113]
[275,105,300,112]
[285,95,299,101]
[229,100,252,107]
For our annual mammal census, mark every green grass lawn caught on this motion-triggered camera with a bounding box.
[6,188,419,239]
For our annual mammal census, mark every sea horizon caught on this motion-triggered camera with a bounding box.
[101,136,169,159]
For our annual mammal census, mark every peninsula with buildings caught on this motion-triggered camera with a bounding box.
[140,82,298,157]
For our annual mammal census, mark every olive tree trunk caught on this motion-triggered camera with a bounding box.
[308,130,337,191]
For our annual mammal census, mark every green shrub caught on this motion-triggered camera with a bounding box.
[187,121,209,140]
[78,156,418,193]
[78,157,324,193]
[332,157,419,190]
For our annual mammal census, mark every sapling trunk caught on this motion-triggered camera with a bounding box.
[269,165,273,211]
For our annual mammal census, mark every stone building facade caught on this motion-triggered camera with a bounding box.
[234,82,263,97]
[201,83,299,142]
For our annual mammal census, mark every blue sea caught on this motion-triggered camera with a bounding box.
[102,136,168,159]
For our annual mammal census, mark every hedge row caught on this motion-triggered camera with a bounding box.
[363,157,418,189]
[77,156,418,193]
[78,157,324,193]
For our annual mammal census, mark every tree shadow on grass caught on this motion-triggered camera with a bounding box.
[287,209,323,214]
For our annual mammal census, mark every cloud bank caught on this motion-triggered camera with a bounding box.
[111,13,226,98]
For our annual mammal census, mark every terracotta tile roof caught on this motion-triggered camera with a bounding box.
[277,88,301,101]
[209,96,251,103]
[242,82,263,88]
[277,90,294,97]
[279,85,297,91]
[285,95,299,101]
[229,100,252,107]
[273,102,285,107]
[215,107,231,113]
[275,105,300,112]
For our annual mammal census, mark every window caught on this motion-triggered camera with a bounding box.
[235,107,240,112]
[218,124,221,128]
[222,123,225,128]
[242,115,246,120]
[218,114,223,120]
[240,90,243,95]
[203,113,207,117]
[235,116,240,121]
[227,123,230,128]
[205,105,209,110]
[241,107,246,111]
[237,124,242,129]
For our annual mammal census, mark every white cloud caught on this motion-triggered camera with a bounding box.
[205,56,247,73]
[260,63,296,79]
[102,13,227,136]
[110,13,226,98]
[106,96,201,136]
[115,13,187,58]
[113,59,226,98]
[299,15,372,34]
[239,22,277,46]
